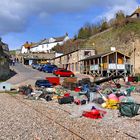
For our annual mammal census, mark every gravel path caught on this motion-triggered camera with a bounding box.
[0,93,140,140]
[0,93,82,140]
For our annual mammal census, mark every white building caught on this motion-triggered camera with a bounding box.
[21,35,69,54]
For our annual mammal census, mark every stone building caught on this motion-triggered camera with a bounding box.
[22,52,55,65]
[51,48,95,74]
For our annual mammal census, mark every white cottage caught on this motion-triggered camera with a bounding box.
[21,35,69,54]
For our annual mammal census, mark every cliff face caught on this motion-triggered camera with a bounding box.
[83,22,140,73]
[0,41,10,81]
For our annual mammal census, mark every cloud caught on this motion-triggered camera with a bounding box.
[0,0,139,35]
[97,0,138,21]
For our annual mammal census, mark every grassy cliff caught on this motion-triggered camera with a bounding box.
[83,21,140,55]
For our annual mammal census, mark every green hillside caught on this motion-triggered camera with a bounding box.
[53,20,140,55]
[84,21,140,55]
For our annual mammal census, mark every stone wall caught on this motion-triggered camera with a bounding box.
[131,39,140,74]
[0,42,10,80]
[0,59,10,80]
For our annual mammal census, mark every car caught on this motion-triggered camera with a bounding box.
[35,79,53,88]
[38,64,44,71]
[54,69,74,77]
[32,64,38,69]
[43,64,57,73]
[42,64,50,71]
[52,67,65,74]
[35,64,42,70]
[40,64,48,71]
[32,64,41,69]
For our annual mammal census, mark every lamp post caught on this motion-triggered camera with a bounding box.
[131,32,136,76]
[133,41,136,76]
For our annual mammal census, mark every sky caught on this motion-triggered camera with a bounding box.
[0,0,140,50]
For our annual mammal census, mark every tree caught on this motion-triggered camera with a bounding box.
[78,27,92,39]
[114,11,126,27]
[91,24,100,35]
[73,34,77,40]
[78,27,84,39]
[100,19,109,31]
[109,18,116,27]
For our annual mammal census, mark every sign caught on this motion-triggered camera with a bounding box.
[117,64,125,70]
[108,64,116,69]
[90,65,99,70]
[107,70,110,73]
[109,64,125,70]
[111,47,116,52]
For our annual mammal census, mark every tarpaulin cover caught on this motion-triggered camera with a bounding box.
[82,109,106,119]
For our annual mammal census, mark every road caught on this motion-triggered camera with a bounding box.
[7,63,91,88]
[7,63,55,88]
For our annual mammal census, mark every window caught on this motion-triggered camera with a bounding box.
[84,51,91,56]
[72,63,74,71]
[75,62,79,71]
[67,55,70,61]
[37,80,49,83]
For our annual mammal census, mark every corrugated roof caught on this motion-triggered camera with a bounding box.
[80,51,111,61]
[51,48,95,60]
[80,51,130,61]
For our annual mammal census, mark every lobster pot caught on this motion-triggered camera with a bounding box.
[58,96,74,104]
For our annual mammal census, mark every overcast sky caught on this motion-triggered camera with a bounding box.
[1,0,139,50]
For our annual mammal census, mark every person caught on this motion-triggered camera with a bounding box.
[81,84,90,102]
[12,60,15,66]
[16,58,19,63]
[14,58,17,63]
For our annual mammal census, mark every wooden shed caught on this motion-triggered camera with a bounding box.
[80,51,131,77]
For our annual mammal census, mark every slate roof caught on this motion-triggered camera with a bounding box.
[53,36,66,42]
[25,35,66,48]
[40,39,49,45]
[30,39,46,48]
